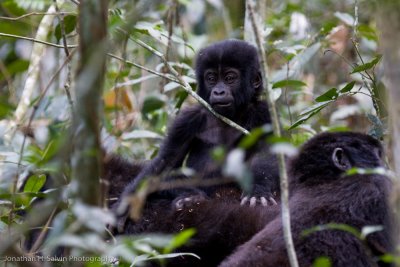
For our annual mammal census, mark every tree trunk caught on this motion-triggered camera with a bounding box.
[72,0,108,206]
[376,0,400,260]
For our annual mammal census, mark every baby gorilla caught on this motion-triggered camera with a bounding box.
[220,132,394,267]
[118,39,279,216]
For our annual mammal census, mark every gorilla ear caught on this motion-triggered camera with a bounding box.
[332,148,351,171]
[253,72,262,89]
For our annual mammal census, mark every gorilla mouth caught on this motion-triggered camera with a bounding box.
[214,102,231,108]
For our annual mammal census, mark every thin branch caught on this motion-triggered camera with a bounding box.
[29,205,58,253]
[53,0,74,110]
[0,58,15,100]
[0,32,78,49]
[160,0,177,91]
[107,53,179,83]
[0,12,75,21]
[351,1,380,117]
[247,1,299,267]
[130,37,250,135]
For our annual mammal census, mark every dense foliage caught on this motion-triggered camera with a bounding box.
[0,0,391,266]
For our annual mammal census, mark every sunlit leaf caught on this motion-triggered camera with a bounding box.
[302,223,361,239]
[122,130,163,140]
[239,127,267,149]
[223,149,252,193]
[313,256,332,267]
[23,174,46,193]
[164,228,196,253]
[334,12,354,26]
[361,225,384,239]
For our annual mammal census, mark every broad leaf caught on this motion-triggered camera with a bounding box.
[315,88,338,102]
[272,80,306,89]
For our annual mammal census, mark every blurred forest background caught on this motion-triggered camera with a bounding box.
[0,0,399,266]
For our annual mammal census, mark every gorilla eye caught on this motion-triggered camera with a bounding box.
[225,73,238,84]
[206,73,217,84]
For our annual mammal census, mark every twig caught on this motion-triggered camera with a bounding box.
[351,1,380,117]
[0,32,78,49]
[111,36,129,136]
[53,0,74,110]
[130,37,250,135]
[107,53,179,83]
[0,12,75,21]
[0,31,182,85]
[160,0,177,91]
[0,58,15,100]
[247,1,299,267]
[29,205,58,253]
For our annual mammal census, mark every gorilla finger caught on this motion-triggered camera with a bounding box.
[240,196,249,206]
[249,197,257,207]
[260,197,268,206]
[269,197,278,205]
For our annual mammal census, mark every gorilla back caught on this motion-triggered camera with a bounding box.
[220,132,394,267]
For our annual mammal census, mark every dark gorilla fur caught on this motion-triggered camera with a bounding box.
[102,154,278,266]
[102,155,144,207]
[119,39,279,208]
[122,188,280,267]
[219,132,394,267]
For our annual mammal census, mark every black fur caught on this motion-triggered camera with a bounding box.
[219,132,394,267]
[103,155,144,207]
[123,188,280,267]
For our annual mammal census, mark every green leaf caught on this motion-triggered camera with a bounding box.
[289,101,332,130]
[313,257,332,267]
[0,60,30,82]
[0,97,15,119]
[361,226,384,239]
[164,228,196,254]
[239,127,266,149]
[315,88,338,102]
[2,1,26,17]
[299,101,333,116]
[142,96,165,115]
[54,15,77,41]
[23,174,46,193]
[302,223,361,239]
[272,80,306,89]
[339,81,356,93]
[351,55,382,74]
[0,192,46,207]
[357,24,378,41]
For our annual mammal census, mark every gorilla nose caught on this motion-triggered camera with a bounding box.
[213,89,226,96]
